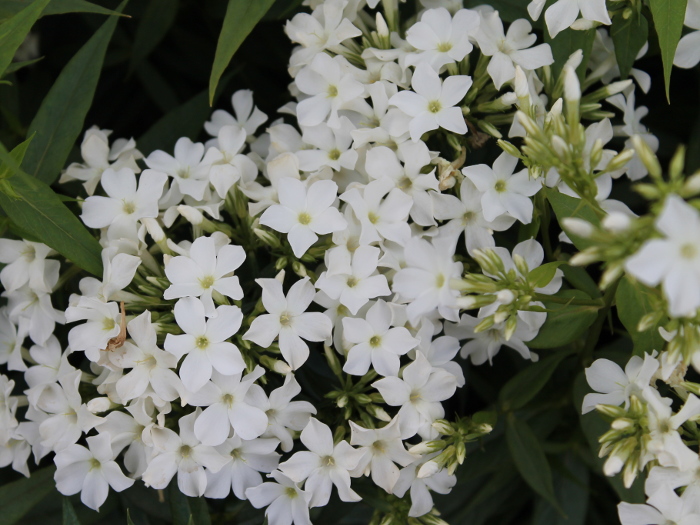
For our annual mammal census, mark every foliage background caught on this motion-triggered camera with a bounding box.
[2,0,700,524]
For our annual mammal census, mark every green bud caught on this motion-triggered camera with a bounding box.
[497,139,522,159]
[631,135,662,180]
[669,145,686,181]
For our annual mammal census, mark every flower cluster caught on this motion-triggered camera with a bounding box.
[4,0,697,523]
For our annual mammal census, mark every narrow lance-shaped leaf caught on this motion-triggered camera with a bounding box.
[128,0,179,73]
[0,0,50,79]
[611,10,649,79]
[62,497,81,525]
[21,0,127,184]
[0,465,56,525]
[0,0,125,20]
[649,0,688,101]
[208,0,276,105]
[0,140,103,276]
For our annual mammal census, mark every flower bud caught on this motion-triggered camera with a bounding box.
[601,212,631,233]
[375,11,390,38]
[177,205,203,225]
[496,289,516,305]
[409,440,446,455]
[497,140,522,159]
[87,397,113,413]
[605,149,635,174]
[417,460,440,479]
[562,217,594,238]
[455,294,497,310]
[631,135,662,180]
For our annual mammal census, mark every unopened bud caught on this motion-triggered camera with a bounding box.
[496,289,516,305]
[177,205,203,225]
[141,218,166,243]
[562,217,595,238]
[513,253,529,275]
[455,294,497,310]
[504,315,518,341]
[606,149,635,173]
[601,212,632,233]
[292,260,307,278]
[417,460,441,479]
[669,145,686,181]
[87,397,113,413]
[611,418,634,430]
[409,440,446,455]
[432,419,454,436]
[516,111,541,137]
[254,228,281,248]
[497,140,521,159]
[367,404,392,422]
[563,66,581,103]
[551,135,570,161]
[375,11,389,37]
[570,250,601,266]
[336,395,348,408]
[513,66,530,105]
[631,135,662,180]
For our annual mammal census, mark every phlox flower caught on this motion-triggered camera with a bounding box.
[618,484,700,525]
[528,0,611,38]
[392,453,457,517]
[246,471,312,525]
[0,240,58,293]
[205,89,268,138]
[145,137,209,200]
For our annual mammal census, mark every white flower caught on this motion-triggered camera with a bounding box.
[389,62,471,141]
[0,240,58,293]
[464,153,540,224]
[0,308,28,372]
[405,8,479,71]
[60,127,142,195]
[164,298,245,392]
[4,284,64,347]
[145,137,209,200]
[187,367,268,445]
[315,246,391,315]
[625,195,700,317]
[245,471,312,525]
[392,237,463,324]
[529,0,611,39]
[205,436,280,499]
[142,410,230,497]
[581,354,659,414]
[25,335,73,389]
[474,12,554,89]
[202,125,258,199]
[340,178,413,246]
[81,168,167,240]
[373,352,457,439]
[163,235,246,316]
[392,453,456,517]
[113,310,182,403]
[65,297,121,361]
[618,484,700,525]
[278,418,364,507]
[349,417,417,493]
[260,178,347,257]
[296,118,358,172]
[675,0,700,68]
[342,299,419,377]
[54,433,134,511]
[205,89,268,138]
[243,278,332,370]
[295,53,365,128]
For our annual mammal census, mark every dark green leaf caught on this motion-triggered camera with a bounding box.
[129,0,179,73]
[561,264,601,298]
[545,27,596,79]
[506,414,563,514]
[499,347,576,411]
[649,0,688,101]
[126,510,136,525]
[21,0,127,184]
[62,498,81,525]
[0,0,50,79]
[168,481,192,525]
[0,141,103,276]
[615,275,666,356]
[473,410,498,427]
[611,10,649,79]
[0,0,123,20]
[529,261,566,289]
[209,0,276,105]
[0,466,56,525]
[463,0,529,22]
[4,55,42,74]
[532,453,589,525]
[545,187,600,251]
[187,497,211,525]
[528,290,599,349]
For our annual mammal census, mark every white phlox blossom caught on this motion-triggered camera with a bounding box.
[205,89,268,139]
[145,137,210,201]
[0,240,58,293]
[528,0,611,38]
[674,0,700,69]
[246,470,312,525]
[392,452,457,518]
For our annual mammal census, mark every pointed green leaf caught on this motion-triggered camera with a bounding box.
[126,509,136,525]
[62,498,81,525]
[208,0,276,105]
[4,55,42,74]
[0,466,56,525]
[611,11,649,79]
[528,261,566,289]
[0,141,102,276]
[0,0,124,20]
[545,187,600,251]
[21,0,127,184]
[527,290,599,349]
[0,0,50,78]
[499,347,576,411]
[616,275,666,356]
[506,414,563,514]
[649,0,688,101]
[129,0,179,73]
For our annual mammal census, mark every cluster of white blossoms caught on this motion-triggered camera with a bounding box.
[4,0,700,523]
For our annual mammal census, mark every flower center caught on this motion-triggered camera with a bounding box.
[231,448,242,460]
[199,275,215,289]
[122,200,136,214]
[428,100,442,114]
[177,167,191,179]
[222,393,234,407]
[22,245,36,262]
[322,455,335,467]
[196,336,209,349]
[298,212,312,225]
[179,445,192,458]
[372,440,386,454]
[398,177,413,190]
[285,486,298,499]
[103,317,116,331]
[410,390,422,402]
[328,149,341,161]
[463,210,475,223]
[435,273,445,288]
[346,276,358,288]
[280,313,292,326]
[494,180,507,192]
[369,335,381,347]
[327,85,338,97]
[368,212,379,224]
[680,243,697,259]
[89,458,101,470]
[437,42,453,52]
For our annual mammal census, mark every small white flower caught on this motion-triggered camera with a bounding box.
[260,177,347,257]
[246,471,312,525]
[0,240,58,293]
[529,0,611,39]
[54,433,134,511]
[243,278,332,370]
[618,484,700,525]
[145,137,209,200]
[389,62,472,141]
[205,89,268,138]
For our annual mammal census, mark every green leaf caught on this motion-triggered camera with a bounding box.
[0,0,125,20]
[615,275,666,356]
[561,264,601,298]
[62,498,81,525]
[0,0,50,79]
[545,27,596,79]
[528,289,599,349]
[21,0,127,184]
[0,466,56,525]
[463,0,529,22]
[545,187,600,251]
[187,497,211,525]
[528,261,566,289]
[208,0,276,105]
[129,0,179,73]
[506,414,563,514]
[4,55,42,74]
[649,0,688,101]
[126,510,136,525]
[0,141,103,276]
[499,347,576,411]
[167,481,212,525]
[532,453,589,525]
[611,10,649,79]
